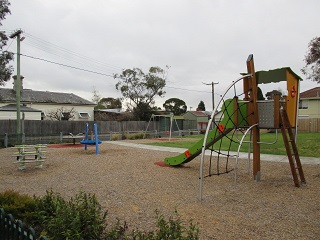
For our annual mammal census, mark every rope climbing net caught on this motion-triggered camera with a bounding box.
[199,74,253,199]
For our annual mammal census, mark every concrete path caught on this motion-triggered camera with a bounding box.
[108,141,320,165]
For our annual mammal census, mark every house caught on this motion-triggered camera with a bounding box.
[0,104,42,120]
[298,87,320,118]
[0,86,95,121]
[183,111,211,130]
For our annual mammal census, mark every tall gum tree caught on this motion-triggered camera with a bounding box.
[114,66,167,120]
[302,36,320,83]
[0,0,14,86]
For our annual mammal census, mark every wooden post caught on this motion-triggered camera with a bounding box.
[233,97,239,126]
[273,94,280,129]
[246,54,261,181]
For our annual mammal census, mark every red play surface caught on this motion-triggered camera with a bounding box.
[48,144,84,148]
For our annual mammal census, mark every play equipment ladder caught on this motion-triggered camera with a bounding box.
[280,109,306,187]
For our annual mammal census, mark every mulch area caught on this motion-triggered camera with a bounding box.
[1,141,320,239]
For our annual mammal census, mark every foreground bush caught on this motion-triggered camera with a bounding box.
[33,191,107,239]
[0,190,199,239]
[0,189,37,224]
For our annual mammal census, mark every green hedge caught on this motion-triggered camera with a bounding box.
[0,190,199,240]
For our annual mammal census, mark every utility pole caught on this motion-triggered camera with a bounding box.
[202,81,219,111]
[10,29,23,144]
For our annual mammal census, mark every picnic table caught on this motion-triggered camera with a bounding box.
[12,144,47,170]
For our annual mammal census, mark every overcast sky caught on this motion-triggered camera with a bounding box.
[2,0,320,111]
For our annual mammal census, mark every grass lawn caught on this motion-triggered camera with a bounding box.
[146,132,320,157]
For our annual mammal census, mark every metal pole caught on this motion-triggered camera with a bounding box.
[10,30,23,144]
[202,82,219,111]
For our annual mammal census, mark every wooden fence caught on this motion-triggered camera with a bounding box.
[0,120,157,135]
[0,119,200,147]
[1,118,318,136]
[298,118,320,132]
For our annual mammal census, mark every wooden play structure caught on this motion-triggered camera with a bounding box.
[164,54,306,200]
[241,54,305,184]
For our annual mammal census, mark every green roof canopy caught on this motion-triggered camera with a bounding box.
[255,67,302,84]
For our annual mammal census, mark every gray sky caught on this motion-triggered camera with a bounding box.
[3,0,320,111]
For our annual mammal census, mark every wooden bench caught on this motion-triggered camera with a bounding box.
[12,144,47,170]
[62,133,84,144]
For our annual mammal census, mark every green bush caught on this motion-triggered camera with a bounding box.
[111,132,145,141]
[151,209,199,240]
[1,190,200,240]
[0,190,37,224]
[126,133,144,140]
[109,210,199,240]
[34,190,107,240]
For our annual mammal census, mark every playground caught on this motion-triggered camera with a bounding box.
[0,140,319,239]
[1,54,319,238]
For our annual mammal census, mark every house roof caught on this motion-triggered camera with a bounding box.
[0,88,95,105]
[0,104,42,112]
[185,111,210,117]
[300,87,320,99]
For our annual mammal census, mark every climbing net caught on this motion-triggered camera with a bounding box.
[200,74,254,179]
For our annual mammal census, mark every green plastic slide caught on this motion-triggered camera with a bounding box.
[164,98,247,166]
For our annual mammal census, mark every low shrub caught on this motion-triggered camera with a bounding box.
[126,132,144,140]
[0,190,37,224]
[127,210,199,240]
[111,132,145,141]
[34,190,107,240]
[1,190,200,240]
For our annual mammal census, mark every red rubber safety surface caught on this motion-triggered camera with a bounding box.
[48,144,84,148]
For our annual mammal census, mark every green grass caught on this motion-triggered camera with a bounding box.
[147,132,320,157]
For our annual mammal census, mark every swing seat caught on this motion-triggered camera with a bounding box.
[80,139,102,145]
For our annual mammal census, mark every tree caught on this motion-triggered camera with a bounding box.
[91,86,101,104]
[98,97,122,109]
[265,90,282,100]
[114,66,167,121]
[301,37,320,83]
[47,107,76,121]
[257,87,265,100]
[163,98,187,115]
[197,100,205,111]
[0,0,14,86]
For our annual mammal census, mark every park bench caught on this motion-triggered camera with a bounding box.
[12,144,47,170]
[61,133,84,144]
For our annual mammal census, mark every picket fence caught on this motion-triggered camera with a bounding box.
[0,208,47,240]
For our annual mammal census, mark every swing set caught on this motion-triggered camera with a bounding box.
[144,113,181,140]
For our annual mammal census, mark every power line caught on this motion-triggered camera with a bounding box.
[165,85,211,93]
[20,53,216,94]
[20,53,115,78]
[23,32,123,72]
[4,30,221,95]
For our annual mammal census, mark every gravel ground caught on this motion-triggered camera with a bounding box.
[0,140,320,239]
